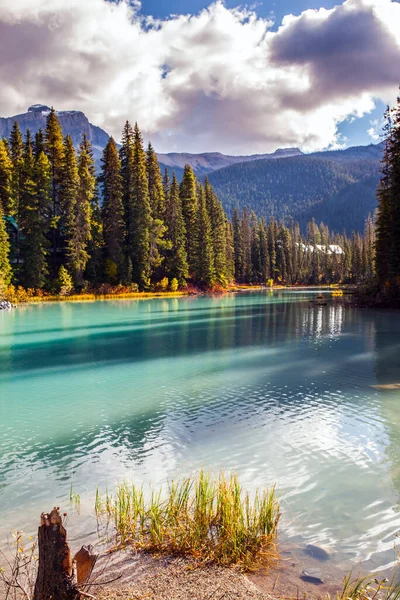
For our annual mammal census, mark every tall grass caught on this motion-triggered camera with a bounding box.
[95,471,280,570]
[334,570,400,600]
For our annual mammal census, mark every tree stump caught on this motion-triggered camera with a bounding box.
[33,508,80,600]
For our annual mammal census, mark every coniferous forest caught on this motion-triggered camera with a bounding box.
[0,108,384,297]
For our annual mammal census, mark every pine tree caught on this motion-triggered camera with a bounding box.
[9,121,24,266]
[147,143,165,220]
[225,219,235,284]
[67,133,95,287]
[165,173,188,287]
[100,137,125,278]
[45,108,64,275]
[0,139,13,215]
[364,213,376,281]
[34,128,45,159]
[240,207,252,283]
[204,178,227,286]
[130,123,152,288]
[59,135,79,285]
[20,148,51,289]
[0,203,12,290]
[259,218,270,283]
[232,208,242,282]
[120,121,135,281]
[195,186,215,287]
[163,168,170,199]
[180,165,198,275]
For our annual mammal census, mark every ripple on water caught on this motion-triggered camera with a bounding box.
[1,293,400,572]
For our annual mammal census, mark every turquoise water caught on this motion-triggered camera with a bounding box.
[1,291,400,572]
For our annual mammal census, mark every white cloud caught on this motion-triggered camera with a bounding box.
[0,0,399,154]
[368,118,382,141]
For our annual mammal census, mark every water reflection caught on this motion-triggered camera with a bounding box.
[1,293,400,572]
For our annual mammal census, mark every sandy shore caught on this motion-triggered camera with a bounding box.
[86,545,344,600]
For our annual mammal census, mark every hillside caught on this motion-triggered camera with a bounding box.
[157,147,302,177]
[208,151,381,232]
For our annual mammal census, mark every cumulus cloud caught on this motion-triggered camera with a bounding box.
[0,0,399,153]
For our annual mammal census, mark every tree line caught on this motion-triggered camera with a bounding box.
[0,109,377,294]
[375,94,400,300]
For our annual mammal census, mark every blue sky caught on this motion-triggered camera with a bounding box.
[1,0,398,154]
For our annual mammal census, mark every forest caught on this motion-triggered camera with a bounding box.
[0,109,382,297]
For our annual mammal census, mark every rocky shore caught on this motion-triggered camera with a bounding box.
[0,300,15,310]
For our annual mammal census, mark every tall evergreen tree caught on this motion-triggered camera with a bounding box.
[225,219,235,284]
[195,186,215,287]
[205,178,227,286]
[120,121,135,281]
[179,165,198,276]
[232,208,243,282]
[20,147,51,289]
[67,133,96,287]
[0,139,13,215]
[0,203,12,289]
[147,143,165,221]
[59,135,79,285]
[100,137,125,279]
[45,108,64,275]
[165,173,188,287]
[240,207,252,283]
[130,123,152,289]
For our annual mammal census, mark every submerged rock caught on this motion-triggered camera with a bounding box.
[300,569,325,584]
[0,300,15,310]
[304,544,331,561]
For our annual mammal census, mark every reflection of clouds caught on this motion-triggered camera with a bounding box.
[3,294,400,572]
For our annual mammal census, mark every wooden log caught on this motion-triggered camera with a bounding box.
[33,508,80,600]
[74,545,98,586]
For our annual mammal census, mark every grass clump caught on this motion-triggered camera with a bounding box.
[334,570,400,600]
[96,471,279,570]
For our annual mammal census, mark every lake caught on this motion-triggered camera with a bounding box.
[1,291,400,574]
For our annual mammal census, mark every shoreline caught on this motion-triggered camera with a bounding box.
[1,284,355,307]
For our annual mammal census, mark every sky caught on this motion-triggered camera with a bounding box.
[0,0,399,155]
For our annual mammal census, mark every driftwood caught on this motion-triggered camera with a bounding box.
[74,546,98,586]
[33,508,97,600]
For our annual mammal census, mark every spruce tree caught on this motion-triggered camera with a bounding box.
[195,186,215,288]
[100,138,125,278]
[225,219,235,284]
[240,207,252,283]
[120,121,135,281]
[204,178,227,286]
[45,108,64,275]
[65,134,96,288]
[163,168,170,199]
[259,218,270,283]
[9,121,24,265]
[180,164,198,275]
[165,173,188,287]
[130,123,152,289]
[20,148,51,289]
[232,208,242,282]
[34,128,45,159]
[0,139,13,215]
[0,203,12,289]
[147,143,165,220]
[59,135,79,285]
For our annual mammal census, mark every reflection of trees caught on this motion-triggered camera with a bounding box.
[1,293,353,484]
[374,311,400,498]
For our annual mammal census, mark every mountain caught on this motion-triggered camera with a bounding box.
[208,146,382,233]
[0,105,110,162]
[157,147,302,178]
